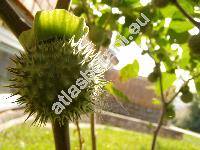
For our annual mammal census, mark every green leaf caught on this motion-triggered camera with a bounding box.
[34,9,89,41]
[154,72,176,95]
[120,60,139,82]
[179,0,195,14]
[92,0,97,4]
[162,73,176,91]
[105,82,129,102]
[160,5,177,18]
[19,29,35,49]
[195,78,200,94]
[178,44,191,69]
[168,29,190,44]
[169,20,193,33]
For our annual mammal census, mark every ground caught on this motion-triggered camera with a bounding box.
[0,123,200,150]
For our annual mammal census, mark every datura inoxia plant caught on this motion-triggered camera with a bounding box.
[8,9,107,125]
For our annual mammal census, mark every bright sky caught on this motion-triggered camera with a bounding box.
[112,41,155,77]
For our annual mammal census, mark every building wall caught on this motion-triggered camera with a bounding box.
[104,69,162,123]
[104,97,161,123]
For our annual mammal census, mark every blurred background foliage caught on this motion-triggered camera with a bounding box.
[70,0,200,120]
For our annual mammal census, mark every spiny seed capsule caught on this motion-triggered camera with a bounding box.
[8,10,107,125]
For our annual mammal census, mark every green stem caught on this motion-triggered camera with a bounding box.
[151,104,166,150]
[75,120,83,150]
[52,120,70,150]
[90,113,97,150]
[52,2,72,150]
[173,0,200,29]
[151,63,167,150]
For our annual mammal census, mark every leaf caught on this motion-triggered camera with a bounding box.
[34,9,89,41]
[19,29,35,49]
[195,77,200,94]
[92,0,97,4]
[105,82,129,102]
[120,60,139,82]
[169,20,194,33]
[178,44,191,69]
[179,0,195,14]
[168,29,190,44]
[160,5,178,18]
[154,73,176,95]
[162,73,176,91]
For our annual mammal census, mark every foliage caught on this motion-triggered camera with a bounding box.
[104,82,129,102]
[72,0,200,100]
[119,60,139,82]
[71,0,200,148]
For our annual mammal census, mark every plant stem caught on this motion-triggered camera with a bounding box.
[75,120,83,150]
[151,104,166,150]
[52,2,72,150]
[56,0,72,11]
[90,113,97,150]
[0,0,30,37]
[52,120,70,150]
[151,64,166,150]
[173,0,200,29]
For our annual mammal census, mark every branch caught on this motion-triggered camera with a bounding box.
[158,66,166,104]
[151,104,166,150]
[173,0,200,29]
[167,72,200,104]
[90,113,97,150]
[167,80,189,105]
[56,0,72,10]
[75,120,84,150]
[0,0,31,38]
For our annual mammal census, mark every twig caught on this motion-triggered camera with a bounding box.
[90,113,97,150]
[151,62,166,150]
[173,0,200,29]
[158,63,166,104]
[167,72,200,104]
[75,120,84,150]
[151,103,166,150]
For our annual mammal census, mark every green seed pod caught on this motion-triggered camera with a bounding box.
[8,10,107,125]
[147,65,160,82]
[181,92,193,103]
[180,84,189,93]
[148,72,159,82]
